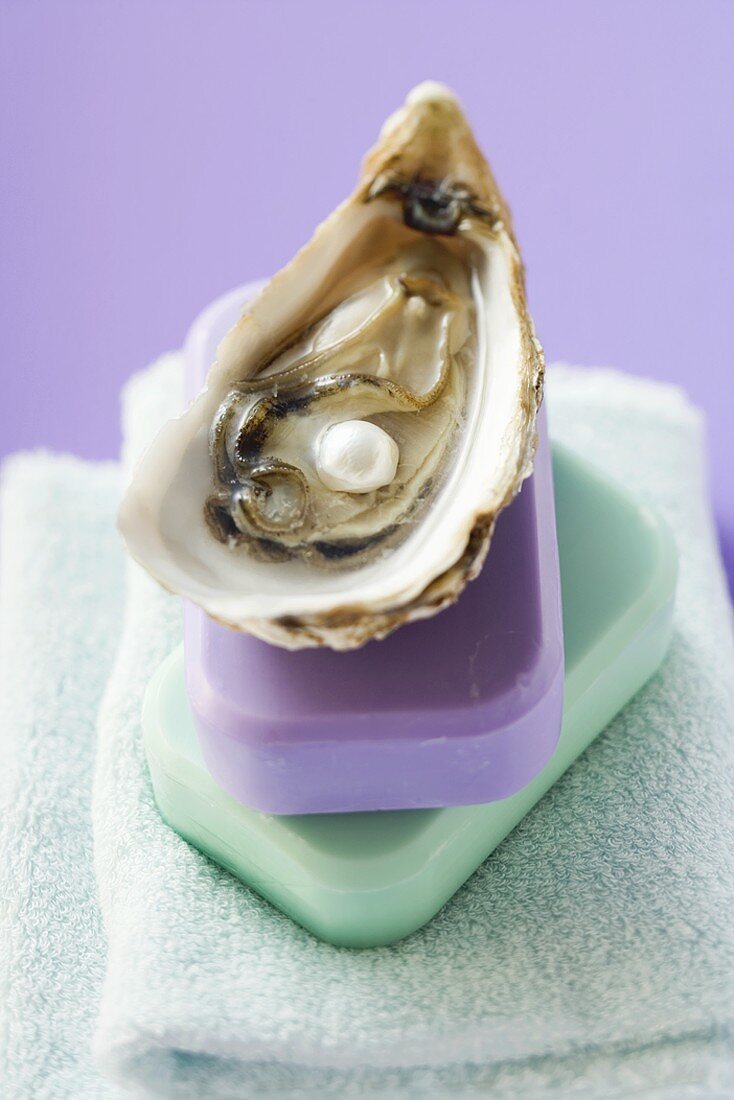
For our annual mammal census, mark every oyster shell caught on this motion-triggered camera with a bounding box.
[118,81,544,650]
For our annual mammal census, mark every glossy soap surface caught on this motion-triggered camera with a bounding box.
[186,418,563,813]
[144,444,677,947]
[184,283,564,814]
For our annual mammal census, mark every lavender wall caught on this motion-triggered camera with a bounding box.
[1,1,732,586]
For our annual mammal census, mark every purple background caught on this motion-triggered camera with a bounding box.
[1,1,733,588]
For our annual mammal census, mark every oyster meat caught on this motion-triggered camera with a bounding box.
[118,82,544,650]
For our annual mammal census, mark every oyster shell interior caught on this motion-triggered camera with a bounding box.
[206,225,478,568]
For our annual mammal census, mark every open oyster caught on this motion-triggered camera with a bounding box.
[119,82,544,650]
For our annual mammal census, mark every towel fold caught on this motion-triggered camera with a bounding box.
[91,360,734,1098]
[1,359,732,1099]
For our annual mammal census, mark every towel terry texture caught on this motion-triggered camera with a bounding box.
[1,358,733,1098]
[0,454,125,1099]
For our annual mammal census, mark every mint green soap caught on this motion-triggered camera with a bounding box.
[143,444,677,947]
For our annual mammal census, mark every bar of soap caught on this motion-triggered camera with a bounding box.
[183,280,563,814]
[143,444,677,947]
[184,408,564,814]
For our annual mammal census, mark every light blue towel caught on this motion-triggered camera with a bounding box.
[1,361,733,1098]
[93,360,734,1098]
[0,454,125,1099]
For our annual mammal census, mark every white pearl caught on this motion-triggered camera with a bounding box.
[316,420,399,494]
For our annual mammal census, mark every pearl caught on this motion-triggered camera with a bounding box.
[316,420,399,494]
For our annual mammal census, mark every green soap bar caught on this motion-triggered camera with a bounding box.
[143,444,677,947]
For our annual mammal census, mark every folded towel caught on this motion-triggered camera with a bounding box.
[89,359,734,1098]
[1,361,731,1098]
[0,454,125,1098]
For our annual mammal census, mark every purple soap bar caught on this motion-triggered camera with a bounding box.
[183,283,564,814]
